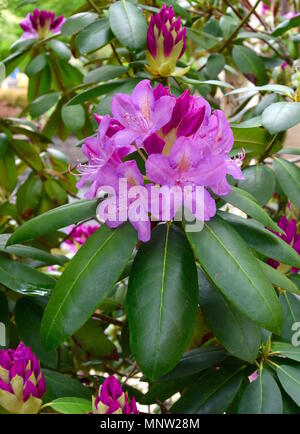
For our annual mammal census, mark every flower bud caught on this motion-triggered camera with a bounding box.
[93,376,138,414]
[0,342,46,414]
[19,9,65,40]
[146,4,187,77]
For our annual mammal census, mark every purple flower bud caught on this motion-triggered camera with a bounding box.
[146,4,186,77]
[19,9,65,40]
[0,342,46,414]
[93,376,138,414]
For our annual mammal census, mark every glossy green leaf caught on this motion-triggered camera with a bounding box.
[223,186,279,231]
[127,224,198,380]
[109,1,148,50]
[44,179,68,206]
[29,92,61,118]
[219,212,300,269]
[10,139,43,172]
[186,216,283,334]
[0,148,17,193]
[0,234,67,266]
[61,12,98,36]
[186,27,220,50]
[61,104,85,132]
[226,84,294,98]
[238,165,275,206]
[44,397,92,414]
[76,19,113,54]
[206,53,225,78]
[198,268,261,363]
[273,158,300,209]
[15,298,57,368]
[238,369,283,414]
[159,346,228,382]
[67,81,124,106]
[232,46,267,85]
[16,173,42,219]
[41,224,137,350]
[42,369,91,403]
[272,14,300,36]
[7,199,99,245]
[172,366,243,414]
[271,342,300,362]
[83,65,128,85]
[0,255,55,296]
[75,319,116,359]
[232,127,281,157]
[262,102,300,134]
[25,54,47,76]
[258,260,300,295]
[48,40,71,61]
[280,292,300,343]
[277,364,300,406]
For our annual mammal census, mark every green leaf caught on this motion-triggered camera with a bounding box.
[272,14,300,37]
[83,65,128,85]
[7,199,99,246]
[271,342,300,362]
[232,46,267,85]
[262,102,300,134]
[29,92,61,118]
[0,234,67,266]
[25,54,47,76]
[232,126,281,157]
[44,397,92,414]
[258,260,300,295]
[15,299,57,368]
[67,81,125,106]
[206,53,225,78]
[109,1,148,50]
[61,104,85,132]
[41,224,137,350]
[186,27,220,50]
[42,369,91,403]
[75,19,113,54]
[277,364,300,406]
[223,186,279,231]
[16,173,42,219]
[238,369,283,414]
[10,139,43,172]
[127,224,198,380]
[159,346,228,382]
[278,147,300,156]
[0,292,10,348]
[48,40,71,61]
[0,255,55,296]
[44,179,68,206]
[75,319,116,359]
[61,12,98,36]
[226,84,294,98]
[273,158,300,209]
[280,292,300,343]
[238,165,275,206]
[0,148,17,193]
[218,211,300,269]
[186,216,283,334]
[172,366,243,414]
[198,268,261,363]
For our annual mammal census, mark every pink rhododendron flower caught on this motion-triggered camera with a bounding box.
[64,224,99,252]
[19,9,65,39]
[267,216,300,273]
[77,79,244,242]
[0,342,46,414]
[93,376,138,414]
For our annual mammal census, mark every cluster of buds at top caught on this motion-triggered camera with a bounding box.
[19,9,65,40]
[93,376,138,414]
[146,4,187,77]
[0,342,46,414]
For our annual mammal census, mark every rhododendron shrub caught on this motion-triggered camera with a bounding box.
[1,0,300,415]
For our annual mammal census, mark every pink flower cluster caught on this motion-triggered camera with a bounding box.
[77,79,244,242]
[268,216,300,273]
[93,376,138,414]
[64,224,99,252]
